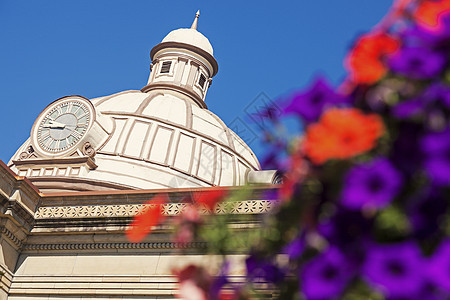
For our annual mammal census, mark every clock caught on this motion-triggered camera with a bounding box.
[31,96,95,156]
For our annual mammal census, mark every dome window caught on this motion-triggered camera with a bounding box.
[198,74,206,88]
[160,61,172,74]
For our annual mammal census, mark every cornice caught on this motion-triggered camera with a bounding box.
[39,185,278,205]
[22,241,206,252]
[13,156,97,170]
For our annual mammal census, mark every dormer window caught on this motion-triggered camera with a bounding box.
[160,61,172,74]
[198,74,206,88]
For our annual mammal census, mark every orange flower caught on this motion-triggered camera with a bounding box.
[415,0,450,30]
[304,108,384,164]
[345,33,399,84]
[193,189,228,211]
[126,194,167,243]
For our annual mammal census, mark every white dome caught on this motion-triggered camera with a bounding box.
[8,17,280,193]
[162,28,214,56]
[9,91,262,192]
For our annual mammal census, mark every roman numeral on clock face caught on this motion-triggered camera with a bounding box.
[71,130,82,139]
[72,105,81,115]
[43,137,53,148]
[40,130,50,139]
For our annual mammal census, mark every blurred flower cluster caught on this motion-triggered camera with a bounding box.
[127,0,450,299]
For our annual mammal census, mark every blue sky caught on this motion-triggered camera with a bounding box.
[0,0,393,163]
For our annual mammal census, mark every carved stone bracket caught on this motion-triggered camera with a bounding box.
[19,146,37,160]
[82,142,96,158]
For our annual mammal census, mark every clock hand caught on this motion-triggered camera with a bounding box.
[42,120,66,128]
[51,120,66,127]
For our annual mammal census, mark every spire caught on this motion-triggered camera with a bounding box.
[191,10,200,30]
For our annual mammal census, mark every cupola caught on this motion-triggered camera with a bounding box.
[141,11,218,109]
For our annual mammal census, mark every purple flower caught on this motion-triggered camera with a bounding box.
[401,25,439,47]
[393,98,424,118]
[427,239,450,294]
[319,210,372,266]
[246,255,285,284]
[389,47,445,79]
[283,77,348,123]
[340,158,403,210]
[391,123,423,175]
[393,83,450,124]
[402,15,450,55]
[209,262,229,300]
[396,283,448,300]
[426,13,450,53]
[283,234,305,260]
[420,128,450,185]
[363,242,425,298]
[300,246,353,300]
[422,82,450,109]
[408,186,448,239]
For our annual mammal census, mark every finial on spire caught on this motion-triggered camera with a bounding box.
[191,10,200,30]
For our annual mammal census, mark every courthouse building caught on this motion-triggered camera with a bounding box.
[0,12,278,299]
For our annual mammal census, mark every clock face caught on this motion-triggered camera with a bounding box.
[32,97,94,155]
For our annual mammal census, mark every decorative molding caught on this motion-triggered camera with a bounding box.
[30,176,136,192]
[0,227,24,249]
[22,241,207,252]
[13,156,97,170]
[35,200,278,219]
[214,200,277,215]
